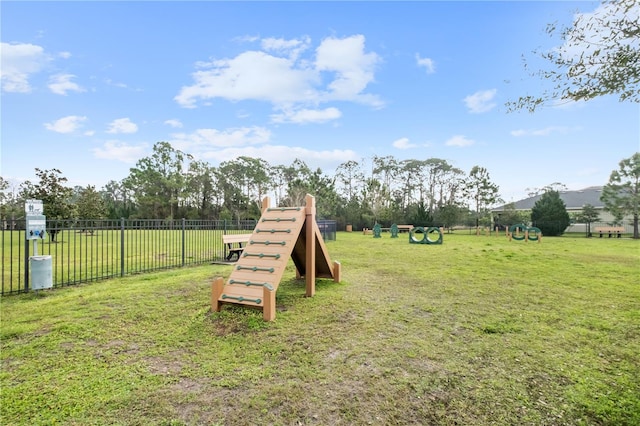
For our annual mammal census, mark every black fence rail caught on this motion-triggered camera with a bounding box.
[1,218,257,295]
[317,220,337,242]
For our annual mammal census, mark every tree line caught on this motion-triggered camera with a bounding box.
[1,143,638,237]
[1,141,504,230]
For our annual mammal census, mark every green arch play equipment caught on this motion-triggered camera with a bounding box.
[508,224,542,242]
[409,226,443,245]
[509,224,527,241]
[526,226,541,241]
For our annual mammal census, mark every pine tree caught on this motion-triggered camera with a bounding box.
[531,191,570,236]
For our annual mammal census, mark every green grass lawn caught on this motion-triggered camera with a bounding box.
[1,232,639,425]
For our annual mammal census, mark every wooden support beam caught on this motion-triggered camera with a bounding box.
[211,277,224,312]
[263,286,276,321]
[333,261,341,283]
[261,196,270,214]
[305,194,316,297]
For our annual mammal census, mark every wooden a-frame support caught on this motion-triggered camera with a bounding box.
[211,194,341,321]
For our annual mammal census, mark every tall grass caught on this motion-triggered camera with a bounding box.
[1,232,638,425]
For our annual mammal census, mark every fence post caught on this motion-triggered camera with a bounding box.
[181,218,186,267]
[24,235,29,292]
[120,218,125,277]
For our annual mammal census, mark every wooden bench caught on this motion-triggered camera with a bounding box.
[594,227,624,238]
[222,233,252,261]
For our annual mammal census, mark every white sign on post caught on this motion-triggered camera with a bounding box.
[26,216,47,240]
[25,199,43,216]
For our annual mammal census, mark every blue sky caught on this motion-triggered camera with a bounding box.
[2,0,638,203]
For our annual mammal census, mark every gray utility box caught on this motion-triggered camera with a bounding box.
[30,255,53,290]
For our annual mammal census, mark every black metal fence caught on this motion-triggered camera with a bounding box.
[458,220,635,236]
[564,220,635,237]
[1,218,257,295]
[317,220,337,242]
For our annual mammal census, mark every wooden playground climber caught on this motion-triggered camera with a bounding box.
[211,194,341,321]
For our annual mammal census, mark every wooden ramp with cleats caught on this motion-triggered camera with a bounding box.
[211,194,341,321]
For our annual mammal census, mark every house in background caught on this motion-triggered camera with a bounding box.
[491,186,632,233]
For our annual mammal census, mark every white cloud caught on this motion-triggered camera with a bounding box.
[175,34,382,110]
[1,42,50,93]
[168,125,357,170]
[105,78,128,89]
[48,73,85,95]
[164,119,183,128]
[92,141,147,163]
[198,144,358,169]
[234,35,260,44]
[58,51,72,59]
[315,35,382,105]
[415,54,435,74]
[463,89,497,113]
[445,135,475,147]
[261,36,311,61]
[392,137,417,149]
[271,107,341,124]
[175,50,317,108]
[236,110,251,119]
[510,126,576,137]
[44,115,87,133]
[171,126,271,150]
[106,118,138,134]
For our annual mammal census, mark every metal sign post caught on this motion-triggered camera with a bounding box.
[24,199,52,290]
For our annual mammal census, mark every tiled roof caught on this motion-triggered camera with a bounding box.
[493,186,605,211]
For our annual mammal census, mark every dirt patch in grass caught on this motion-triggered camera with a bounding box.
[145,356,185,375]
